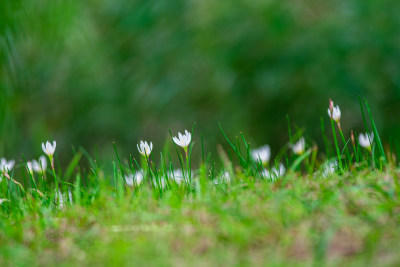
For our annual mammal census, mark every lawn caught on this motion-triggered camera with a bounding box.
[1,101,400,266]
[1,168,399,266]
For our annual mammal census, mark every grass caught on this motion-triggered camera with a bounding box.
[1,170,400,266]
[1,100,400,266]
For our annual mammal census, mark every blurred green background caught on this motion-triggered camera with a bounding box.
[1,0,399,164]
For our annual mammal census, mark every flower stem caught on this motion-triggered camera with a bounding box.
[185,148,190,184]
[51,158,59,206]
[330,119,343,172]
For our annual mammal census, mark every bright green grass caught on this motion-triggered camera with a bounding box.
[1,169,400,266]
[0,100,398,266]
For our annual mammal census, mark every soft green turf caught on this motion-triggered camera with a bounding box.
[1,169,399,267]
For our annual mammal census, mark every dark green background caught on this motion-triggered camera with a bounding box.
[1,0,399,163]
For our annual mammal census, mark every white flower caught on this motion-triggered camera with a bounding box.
[291,137,305,155]
[124,174,134,186]
[261,169,269,178]
[56,189,73,207]
[32,156,47,174]
[222,171,231,183]
[214,171,231,185]
[173,130,191,149]
[262,164,286,181]
[137,141,153,157]
[321,160,338,178]
[0,158,15,172]
[171,169,185,184]
[359,132,374,150]
[42,141,56,157]
[272,164,286,177]
[68,189,73,205]
[56,190,65,207]
[125,171,144,186]
[327,105,341,123]
[251,145,271,164]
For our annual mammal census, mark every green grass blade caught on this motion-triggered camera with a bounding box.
[289,149,312,172]
[364,98,386,163]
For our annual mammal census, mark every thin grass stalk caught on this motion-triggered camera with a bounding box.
[189,123,197,183]
[186,141,195,184]
[160,152,169,185]
[289,149,312,172]
[240,133,263,178]
[113,142,127,186]
[339,139,352,170]
[144,154,153,185]
[22,156,38,193]
[210,160,215,180]
[129,154,136,177]
[218,122,247,167]
[308,145,318,175]
[338,128,351,166]
[112,161,118,189]
[351,131,360,166]
[54,155,66,198]
[364,99,386,164]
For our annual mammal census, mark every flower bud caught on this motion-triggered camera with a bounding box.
[329,98,334,113]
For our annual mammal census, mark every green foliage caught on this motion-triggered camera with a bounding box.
[1,0,400,160]
[0,95,398,265]
[1,171,400,266]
